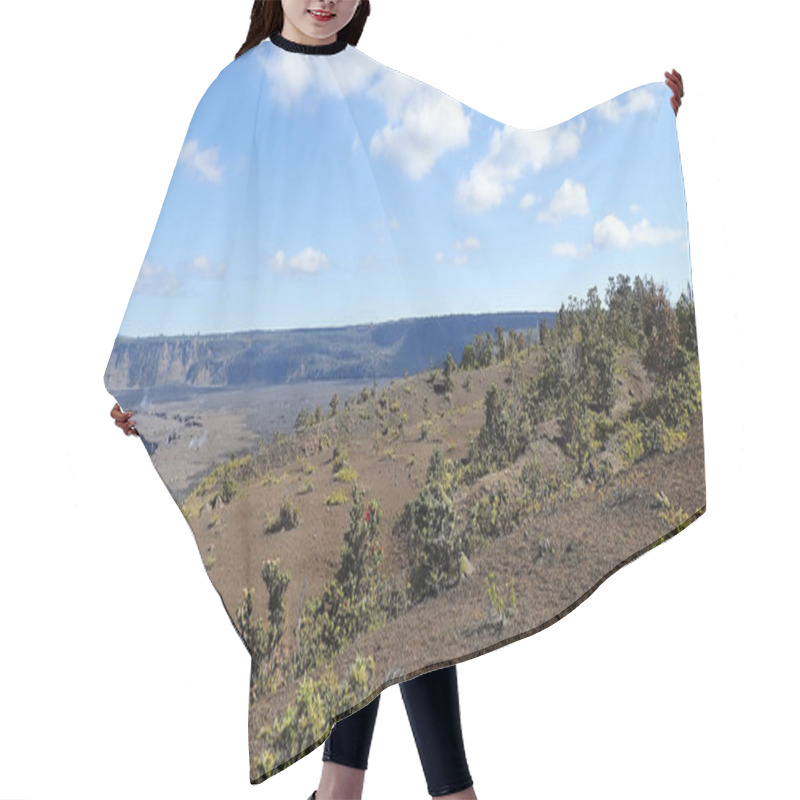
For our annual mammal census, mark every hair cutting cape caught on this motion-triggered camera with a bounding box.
[103,31,706,784]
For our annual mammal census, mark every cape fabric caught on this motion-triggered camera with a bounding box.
[103,31,706,785]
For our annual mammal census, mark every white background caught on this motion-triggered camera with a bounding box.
[1,1,796,798]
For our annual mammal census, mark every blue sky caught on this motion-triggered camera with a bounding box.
[116,39,692,338]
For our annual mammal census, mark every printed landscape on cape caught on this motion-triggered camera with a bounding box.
[104,34,706,783]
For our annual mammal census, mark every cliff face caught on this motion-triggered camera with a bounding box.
[103,312,555,391]
[104,336,230,390]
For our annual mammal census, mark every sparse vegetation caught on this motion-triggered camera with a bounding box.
[289,487,403,676]
[467,383,529,480]
[325,489,349,506]
[486,571,517,627]
[333,464,359,485]
[237,558,291,699]
[252,654,375,778]
[265,498,300,534]
[393,449,466,602]
[177,272,703,783]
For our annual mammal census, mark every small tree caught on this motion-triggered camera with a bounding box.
[538,318,549,347]
[295,406,312,431]
[494,325,506,362]
[470,384,529,475]
[460,342,477,370]
[443,352,457,394]
[641,280,680,383]
[397,482,461,602]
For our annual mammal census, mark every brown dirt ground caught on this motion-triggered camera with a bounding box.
[176,347,705,781]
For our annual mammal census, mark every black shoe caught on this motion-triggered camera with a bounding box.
[307,792,317,800]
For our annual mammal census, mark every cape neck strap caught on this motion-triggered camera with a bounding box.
[269,30,348,55]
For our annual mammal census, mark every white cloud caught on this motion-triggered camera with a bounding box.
[455,235,481,252]
[331,50,382,95]
[188,255,226,279]
[456,117,585,213]
[369,83,471,180]
[133,253,227,296]
[552,241,592,258]
[593,214,683,250]
[553,213,684,258]
[537,178,590,224]
[178,139,223,183]
[260,45,379,108]
[267,246,331,274]
[628,218,684,246]
[439,235,481,265]
[259,47,469,180]
[593,214,631,249]
[132,258,180,296]
[268,52,319,105]
[595,88,658,123]
[519,192,538,209]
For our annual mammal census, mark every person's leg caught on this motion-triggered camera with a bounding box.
[315,693,381,800]
[400,664,476,798]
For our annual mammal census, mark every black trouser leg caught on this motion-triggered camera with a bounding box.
[323,664,473,797]
[400,665,474,797]
[322,691,381,770]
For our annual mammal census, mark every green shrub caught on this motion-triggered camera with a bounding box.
[486,572,517,627]
[619,419,645,466]
[238,558,291,700]
[396,481,461,602]
[325,489,349,506]
[420,419,431,440]
[468,480,516,544]
[220,471,237,504]
[333,464,359,485]
[253,655,375,778]
[469,383,529,476]
[426,447,457,495]
[520,453,542,491]
[291,488,391,675]
[265,498,300,534]
[641,358,701,431]
[561,394,601,472]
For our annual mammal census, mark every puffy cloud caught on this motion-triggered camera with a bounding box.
[267,246,331,274]
[260,45,379,107]
[536,178,590,224]
[438,235,481,266]
[369,83,471,180]
[595,87,658,123]
[178,139,223,183]
[133,258,180,296]
[593,214,683,250]
[133,253,227,296]
[456,117,585,213]
[187,255,226,279]
[554,212,684,258]
[455,235,481,252]
[551,241,592,258]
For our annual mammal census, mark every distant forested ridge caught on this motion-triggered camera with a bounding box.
[104,311,556,390]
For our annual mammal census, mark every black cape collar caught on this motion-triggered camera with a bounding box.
[269,30,348,55]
